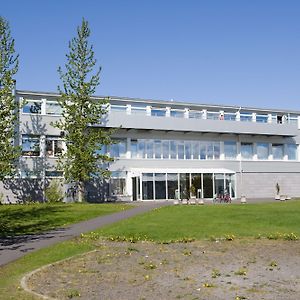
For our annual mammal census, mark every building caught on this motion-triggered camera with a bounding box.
[1,89,300,203]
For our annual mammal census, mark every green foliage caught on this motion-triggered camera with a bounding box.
[45,180,64,203]
[54,19,113,201]
[0,16,20,179]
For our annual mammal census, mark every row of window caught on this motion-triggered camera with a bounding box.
[22,135,298,161]
[108,139,298,161]
[22,99,299,125]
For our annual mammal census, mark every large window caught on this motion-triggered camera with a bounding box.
[46,101,63,115]
[257,143,269,160]
[167,173,178,199]
[224,141,237,159]
[142,173,154,200]
[131,139,138,158]
[151,108,166,117]
[110,139,126,158]
[241,143,253,160]
[287,144,297,160]
[45,136,63,157]
[110,171,126,196]
[22,135,40,156]
[22,100,41,114]
[272,144,284,160]
[146,140,154,158]
[155,173,166,199]
[162,141,169,159]
[154,140,162,159]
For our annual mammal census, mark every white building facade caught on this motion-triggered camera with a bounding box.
[1,89,300,203]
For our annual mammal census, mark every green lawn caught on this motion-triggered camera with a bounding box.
[0,203,129,237]
[96,200,300,241]
[1,200,300,299]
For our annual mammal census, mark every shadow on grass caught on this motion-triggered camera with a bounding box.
[0,205,72,238]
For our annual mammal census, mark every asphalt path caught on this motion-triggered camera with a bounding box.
[0,201,170,267]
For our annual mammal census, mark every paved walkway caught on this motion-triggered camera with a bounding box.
[0,201,170,267]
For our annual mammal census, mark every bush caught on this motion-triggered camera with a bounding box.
[45,180,63,203]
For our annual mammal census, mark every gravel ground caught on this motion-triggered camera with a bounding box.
[27,239,300,300]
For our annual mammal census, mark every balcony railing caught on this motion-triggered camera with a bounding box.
[109,104,299,127]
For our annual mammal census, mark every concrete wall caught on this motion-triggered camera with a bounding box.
[237,172,300,198]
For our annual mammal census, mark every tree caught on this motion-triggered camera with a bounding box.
[55,19,113,202]
[0,16,20,180]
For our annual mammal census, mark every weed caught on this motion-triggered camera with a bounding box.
[211,269,221,278]
[234,268,247,276]
[66,289,81,298]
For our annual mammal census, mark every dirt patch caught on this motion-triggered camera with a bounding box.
[26,239,300,300]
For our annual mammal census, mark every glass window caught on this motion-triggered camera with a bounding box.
[22,135,40,156]
[192,141,199,159]
[225,174,235,198]
[170,110,184,118]
[185,141,191,159]
[22,100,42,114]
[191,174,201,198]
[272,144,284,160]
[240,112,252,122]
[257,143,269,160]
[207,142,214,159]
[95,144,107,156]
[224,113,236,121]
[155,173,166,199]
[45,170,63,177]
[189,111,202,119]
[138,140,145,158]
[207,112,219,120]
[146,140,154,159]
[287,144,297,160]
[214,142,220,159]
[46,102,63,115]
[241,143,253,160]
[46,136,63,157]
[154,140,162,159]
[178,141,184,159]
[180,173,190,199]
[142,173,154,200]
[131,140,138,158]
[203,173,213,198]
[110,139,126,158]
[256,115,268,123]
[200,142,206,160]
[162,141,169,159]
[214,174,224,196]
[110,171,126,196]
[167,173,178,199]
[224,141,237,159]
[170,141,177,159]
[151,108,166,117]
[110,105,127,112]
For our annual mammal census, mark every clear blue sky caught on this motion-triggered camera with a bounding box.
[2,0,300,110]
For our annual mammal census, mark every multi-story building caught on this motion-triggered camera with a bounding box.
[1,89,300,203]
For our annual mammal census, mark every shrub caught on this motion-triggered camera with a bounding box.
[45,180,63,203]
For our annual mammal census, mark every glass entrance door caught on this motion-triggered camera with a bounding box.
[203,173,213,198]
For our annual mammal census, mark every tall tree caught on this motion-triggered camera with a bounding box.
[55,19,113,202]
[0,16,20,180]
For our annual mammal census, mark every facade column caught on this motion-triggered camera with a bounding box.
[126,138,131,159]
[268,114,273,124]
[166,106,171,117]
[253,142,258,160]
[252,112,256,122]
[236,111,240,121]
[146,106,151,116]
[220,141,225,160]
[202,109,207,120]
[41,98,47,115]
[126,104,131,115]
[184,108,189,118]
[283,144,288,161]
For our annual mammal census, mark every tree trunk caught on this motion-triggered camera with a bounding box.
[78,181,84,202]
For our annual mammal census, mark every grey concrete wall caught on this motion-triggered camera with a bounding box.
[100,111,298,137]
[236,172,300,198]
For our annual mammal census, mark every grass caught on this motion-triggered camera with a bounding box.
[0,203,129,237]
[1,200,300,299]
[96,200,300,241]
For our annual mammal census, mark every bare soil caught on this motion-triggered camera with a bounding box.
[27,239,300,300]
